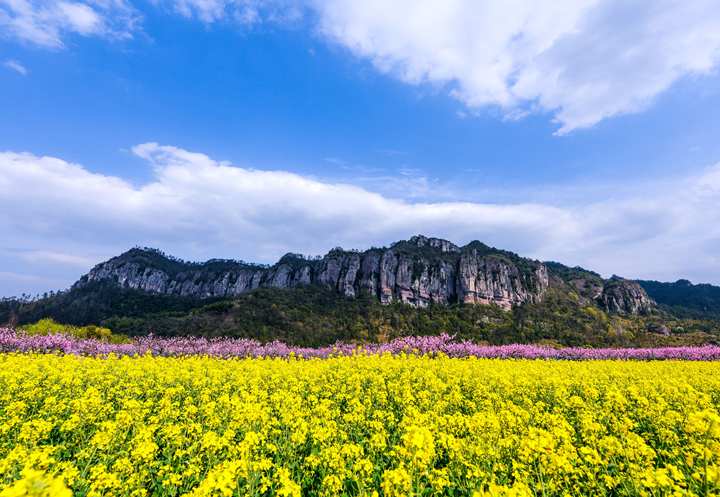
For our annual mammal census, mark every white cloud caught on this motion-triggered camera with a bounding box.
[167,0,301,24]
[3,0,719,133]
[3,59,27,75]
[135,0,720,132]
[0,0,139,47]
[309,0,720,134]
[0,271,50,283]
[1,144,720,295]
[18,250,98,267]
[55,1,102,34]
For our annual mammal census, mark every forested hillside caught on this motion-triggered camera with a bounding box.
[3,236,720,347]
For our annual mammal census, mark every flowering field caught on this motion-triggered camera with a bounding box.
[3,328,720,360]
[1,353,719,497]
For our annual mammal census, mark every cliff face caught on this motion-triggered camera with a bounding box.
[80,255,266,299]
[599,276,655,315]
[543,262,656,315]
[76,235,653,314]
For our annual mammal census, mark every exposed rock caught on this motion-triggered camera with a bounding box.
[357,251,381,297]
[378,250,398,304]
[75,236,654,315]
[339,253,361,298]
[457,249,548,310]
[598,276,655,315]
[646,322,671,336]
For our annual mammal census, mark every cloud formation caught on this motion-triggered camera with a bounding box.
[0,0,139,47]
[311,0,720,134]
[3,59,27,75]
[3,1,719,131]
[1,143,719,295]
[169,0,301,24]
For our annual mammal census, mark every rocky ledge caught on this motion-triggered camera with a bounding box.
[76,235,654,315]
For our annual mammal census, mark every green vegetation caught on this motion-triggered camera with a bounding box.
[20,318,130,343]
[638,279,720,319]
[103,286,515,346]
[5,284,717,348]
[4,244,720,348]
[0,280,211,327]
[544,261,602,281]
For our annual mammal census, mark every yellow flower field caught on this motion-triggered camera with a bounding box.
[0,354,719,497]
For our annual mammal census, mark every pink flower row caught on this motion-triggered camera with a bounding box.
[1,328,719,360]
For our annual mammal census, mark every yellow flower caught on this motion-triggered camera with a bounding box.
[381,467,412,497]
[0,352,719,496]
[275,467,301,497]
[0,469,71,497]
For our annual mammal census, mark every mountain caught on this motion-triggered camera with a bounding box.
[2,235,719,347]
[75,235,650,315]
[637,279,720,319]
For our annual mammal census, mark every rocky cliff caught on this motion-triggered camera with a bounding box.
[598,276,655,315]
[544,262,655,315]
[76,235,654,314]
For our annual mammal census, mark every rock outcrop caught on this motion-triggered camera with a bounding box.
[457,245,548,308]
[76,235,654,314]
[598,276,655,315]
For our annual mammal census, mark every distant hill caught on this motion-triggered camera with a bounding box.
[2,235,719,347]
[72,235,654,314]
[637,279,720,319]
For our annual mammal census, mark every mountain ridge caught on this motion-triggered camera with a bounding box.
[3,235,720,347]
[74,235,652,315]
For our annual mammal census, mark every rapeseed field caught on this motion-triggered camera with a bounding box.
[0,353,719,497]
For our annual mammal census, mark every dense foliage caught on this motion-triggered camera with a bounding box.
[95,288,715,347]
[19,319,129,344]
[638,279,720,319]
[0,281,211,328]
[1,354,719,496]
[2,285,719,348]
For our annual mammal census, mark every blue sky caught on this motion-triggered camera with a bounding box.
[2,0,720,296]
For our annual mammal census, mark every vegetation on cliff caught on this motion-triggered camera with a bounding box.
[3,284,717,348]
[2,236,720,347]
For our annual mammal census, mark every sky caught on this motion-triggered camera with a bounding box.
[1,0,720,297]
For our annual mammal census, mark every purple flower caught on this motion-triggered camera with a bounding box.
[1,328,719,360]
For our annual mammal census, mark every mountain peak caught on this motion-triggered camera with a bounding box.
[68,235,661,316]
[397,235,461,253]
[118,247,168,259]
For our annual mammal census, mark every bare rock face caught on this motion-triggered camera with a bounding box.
[79,249,269,299]
[315,250,361,297]
[457,248,548,310]
[83,260,170,294]
[358,251,381,297]
[598,276,655,315]
[378,250,398,304]
[339,253,361,298]
[76,236,653,315]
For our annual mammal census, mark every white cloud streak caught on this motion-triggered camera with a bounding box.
[0,0,139,47]
[3,0,719,132]
[169,0,301,24]
[1,144,719,295]
[3,58,27,75]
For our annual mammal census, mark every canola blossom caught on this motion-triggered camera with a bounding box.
[1,353,720,496]
[2,328,720,360]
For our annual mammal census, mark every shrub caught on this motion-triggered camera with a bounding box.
[20,318,128,343]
